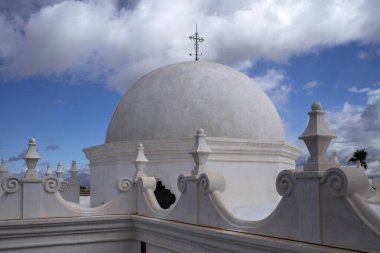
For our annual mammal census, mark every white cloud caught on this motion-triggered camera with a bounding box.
[253,69,291,106]
[0,16,23,60]
[348,86,372,93]
[367,88,380,104]
[253,69,284,91]
[303,81,318,90]
[0,0,380,93]
[325,88,380,177]
[0,0,67,17]
[357,48,380,60]
[357,50,369,60]
[303,80,319,95]
[269,84,292,106]
[368,161,380,179]
[349,86,380,104]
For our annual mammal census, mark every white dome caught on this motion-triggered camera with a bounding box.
[106,61,284,143]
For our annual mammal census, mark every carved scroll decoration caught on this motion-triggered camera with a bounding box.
[43,176,60,193]
[177,174,187,193]
[276,170,295,197]
[137,177,156,192]
[117,177,133,192]
[59,181,70,192]
[199,172,225,194]
[1,176,21,193]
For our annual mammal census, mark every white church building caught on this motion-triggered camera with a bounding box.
[84,61,300,209]
[0,61,380,253]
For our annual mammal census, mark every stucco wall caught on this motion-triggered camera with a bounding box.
[86,137,300,208]
[0,215,360,253]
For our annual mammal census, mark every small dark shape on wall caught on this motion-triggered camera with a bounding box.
[154,181,176,209]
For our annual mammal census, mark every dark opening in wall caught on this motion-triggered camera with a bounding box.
[154,180,176,209]
[141,241,146,253]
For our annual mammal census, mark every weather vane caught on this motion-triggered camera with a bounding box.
[189,24,204,61]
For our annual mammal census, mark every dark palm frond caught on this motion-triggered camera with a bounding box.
[348,149,368,170]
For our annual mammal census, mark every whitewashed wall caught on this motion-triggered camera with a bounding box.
[0,215,360,253]
[85,137,299,207]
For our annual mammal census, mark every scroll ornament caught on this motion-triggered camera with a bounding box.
[117,177,133,192]
[1,176,21,194]
[43,176,60,193]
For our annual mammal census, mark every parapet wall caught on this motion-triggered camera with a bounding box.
[1,103,380,253]
[0,215,363,253]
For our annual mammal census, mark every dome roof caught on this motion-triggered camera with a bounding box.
[106,61,284,143]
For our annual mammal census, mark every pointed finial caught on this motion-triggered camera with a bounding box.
[0,159,7,177]
[189,24,204,61]
[56,162,64,181]
[45,162,53,176]
[189,129,212,176]
[70,160,78,172]
[69,160,78,184]
[24,138,40,179]
[299,103,336,171]
[133,143,148,182]
[331,150,341,167]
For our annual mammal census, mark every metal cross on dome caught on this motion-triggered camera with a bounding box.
[189,24,204,61]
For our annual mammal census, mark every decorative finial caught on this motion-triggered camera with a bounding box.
[299,103,336,171]
[45,162,53,176]
[24,138,40,179]
[189,128,212,176]
[189,24,204,61]
[56,162,64,181]
[0,159,7,177]
[70,160,78,172]
[133,143,149,182]
[311,102,322,111]
[331,150,341,167]
[69,160,78,184]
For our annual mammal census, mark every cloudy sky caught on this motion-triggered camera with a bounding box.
[0,0,379,177]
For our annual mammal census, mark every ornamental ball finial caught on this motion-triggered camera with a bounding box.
[197,128,205,135]
[29,138,36,144]
[137,143,144,148]
[311,102,322,111]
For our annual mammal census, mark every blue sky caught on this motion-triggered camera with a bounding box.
[0,0,380,177]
